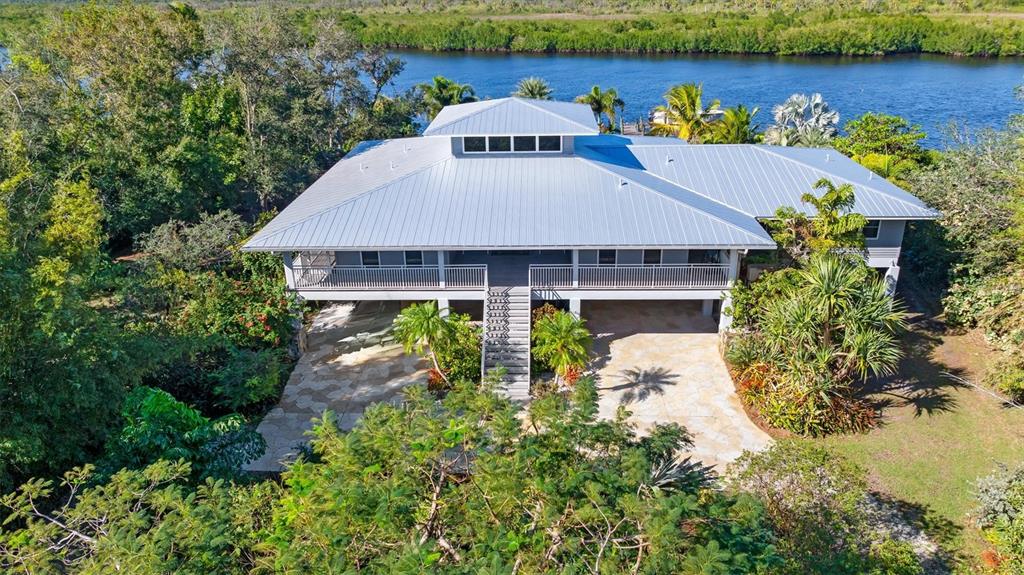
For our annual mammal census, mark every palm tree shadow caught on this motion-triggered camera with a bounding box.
[859,306,969,421]
[604,366,679,405]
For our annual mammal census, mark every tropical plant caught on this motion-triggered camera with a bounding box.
[727,255,905,435]
[393,301,454,383]
[431,312,481,388]
[708,104,760,144]
[575,85,624,132]
[763,93,839,147]
[99,387,265,480]
[649,83,721,142]
[511,76,553,100]
[417,75,478,120]
[766,178,869,262]
[531,309,592,387]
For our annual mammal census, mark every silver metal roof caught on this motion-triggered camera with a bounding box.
[614,142,937,219]
[245,103,937,252]
[423,97,599,136]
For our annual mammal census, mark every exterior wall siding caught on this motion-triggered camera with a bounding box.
[866,220,906,248]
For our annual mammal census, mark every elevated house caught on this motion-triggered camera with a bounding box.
[244,97,937,398]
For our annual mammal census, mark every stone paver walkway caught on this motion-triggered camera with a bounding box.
[586,300,771,469]
[246,302,428,472]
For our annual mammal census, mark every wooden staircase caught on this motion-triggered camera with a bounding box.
[482,285,531,400]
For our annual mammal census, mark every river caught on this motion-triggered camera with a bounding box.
[392,51,1024,147]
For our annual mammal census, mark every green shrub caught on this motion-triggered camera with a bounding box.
[975,464,1024,574]
[211,346,288,412]
[433,312,481,385]
[726,267,801,329]
[731,441,923,575]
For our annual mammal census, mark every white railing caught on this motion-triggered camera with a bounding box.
[293,264,487,290]
[529,264,730,290]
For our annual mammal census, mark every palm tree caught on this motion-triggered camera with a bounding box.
[531,310,592,388]
[393,301,453,383]
[800,178,869,254]
[649,83,721,142]
[575,85,624,132]
[512,77,553,100]
[763,93,839,147]
[708,105,760,144]
[762,254,905,382]
[417,76,478,120]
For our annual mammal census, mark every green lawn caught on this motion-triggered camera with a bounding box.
[816,321,1024,562]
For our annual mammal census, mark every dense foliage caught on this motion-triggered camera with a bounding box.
[731,441,924,575]
[1,381,785,574]
[727,255,906,435]
[0,2,419,491]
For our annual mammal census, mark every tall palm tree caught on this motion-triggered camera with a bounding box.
[417,76,478,120]
[649,83,721,142]
[393,301,453,382]
[532,310,593,388]
[575,86,624,132]
[512,77,553,100]
[708,105,760,144]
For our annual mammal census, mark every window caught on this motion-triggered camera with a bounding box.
[487,136,511,152]
[513,135,537,152]
[361,251,380,267]
[598,249,616,265]
[689,249,721,264]
[863,220,881,240]
[538,135,561,152]
[643,249,662,265]
[404,251,423,266]
[463,136,486,153]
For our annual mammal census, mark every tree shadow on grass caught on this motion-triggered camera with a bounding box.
[860,311,969,422]
[869,492,963,575]
[602,366,679,405]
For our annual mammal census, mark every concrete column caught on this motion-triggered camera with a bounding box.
[702,299,714,317]
[437,298,450,317]
[282,251,296,289]
[571,249,580,287]
[569,298,581,317]
[437,250,446,288]
[719,291,733,332]
[727,249,740,287]
[884,265,900,297]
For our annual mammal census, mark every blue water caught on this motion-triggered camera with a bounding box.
[390,51,1024,148]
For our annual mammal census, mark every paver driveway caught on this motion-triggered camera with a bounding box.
[586,300,771,469]
[246,302,428,472]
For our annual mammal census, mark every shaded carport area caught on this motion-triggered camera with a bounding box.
[584,300,771,469]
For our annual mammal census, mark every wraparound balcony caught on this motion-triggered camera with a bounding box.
[529,264,731,290]
[292,264,488,291]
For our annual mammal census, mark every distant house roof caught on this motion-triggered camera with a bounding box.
[245,102,938,253]
[423,97,599,136]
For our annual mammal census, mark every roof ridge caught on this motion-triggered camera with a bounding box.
[514,97,597,133]
[753,145,933,213]
[423,99,504,134]
[576,153,771,244]
[247,154,455,247]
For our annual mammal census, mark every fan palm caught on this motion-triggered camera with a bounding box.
[417,75,477,120]
[764,93,839,147]
[393,301,453,382]
[708,105,760,144]
[512,77,553,100]
[531,310,592,388]
[575,85,624,132]
[649,83,721,142]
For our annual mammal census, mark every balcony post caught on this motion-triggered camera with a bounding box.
[282,251,296,289]
[727,249,740,287]
[571,250,579,287]
[437,250,446,288]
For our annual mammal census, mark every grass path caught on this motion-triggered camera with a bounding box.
[817,316,1024,564]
